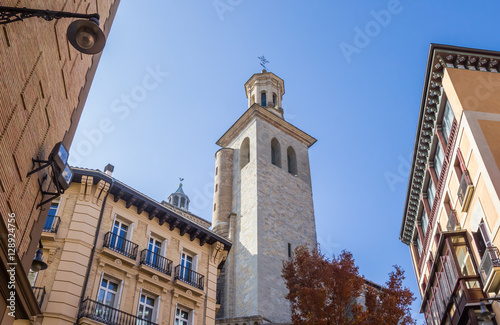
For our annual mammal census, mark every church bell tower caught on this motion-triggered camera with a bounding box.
[212,70,317,324]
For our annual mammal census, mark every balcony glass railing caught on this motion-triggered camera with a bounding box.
[479,246,500,285]
[103,232,138,260]
[139,249,172,276]
[79,298,158,325]
[174,265,204,290]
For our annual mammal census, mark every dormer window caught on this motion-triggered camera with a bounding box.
[261,92,267,107]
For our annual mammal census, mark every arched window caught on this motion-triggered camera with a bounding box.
[261,92,267,107]
[173,196,179,206]
[180,197,186,208]
[272,93,277,106]
[271,138,281,167]
[287,146,297,176]
[240,137,250,169]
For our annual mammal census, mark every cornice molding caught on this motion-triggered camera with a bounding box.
[216,104,317,148]
[400,44,500,245]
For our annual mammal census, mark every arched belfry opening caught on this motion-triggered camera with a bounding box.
[271,138,281,167]
[240,138,250,169]
[260,92,267,107]
[287,146,297,176]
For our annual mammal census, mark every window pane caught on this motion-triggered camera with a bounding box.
[454,245,477,276]
[442,101,455,143]
[434,145,444,179]
[427,180,435,208]
[422,210,429,236]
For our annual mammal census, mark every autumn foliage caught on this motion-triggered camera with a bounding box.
[282,246,416,325]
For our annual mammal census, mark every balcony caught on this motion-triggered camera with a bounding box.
[43,215,61,233]
[479,246,500,293]
[457,170,474,212]
[174,265,204,291]
[78,298,158,325]
[32,286,46,308]
[139,249,173,276]
[103,232,138,260]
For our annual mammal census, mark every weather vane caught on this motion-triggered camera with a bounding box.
[179,177,184,185]
[258,55,269,70]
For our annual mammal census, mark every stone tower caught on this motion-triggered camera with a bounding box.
[212,70,317,323]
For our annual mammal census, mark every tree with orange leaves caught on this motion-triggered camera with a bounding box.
[282,246,416,325]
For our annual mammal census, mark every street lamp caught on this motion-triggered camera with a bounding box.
[478,298,498,325]
[0,6,106,54]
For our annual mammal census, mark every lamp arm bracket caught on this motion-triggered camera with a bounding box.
[0,6,99,25]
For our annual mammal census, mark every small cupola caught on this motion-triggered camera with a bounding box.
[168,178,190,211]
[244,70,285,118]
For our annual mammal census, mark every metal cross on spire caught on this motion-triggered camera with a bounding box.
[258,55,269,70]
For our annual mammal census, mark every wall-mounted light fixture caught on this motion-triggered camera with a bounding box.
[27,142,74,208]
[0,6,106,54]
[30,241,48,272]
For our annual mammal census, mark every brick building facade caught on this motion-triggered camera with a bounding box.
[0,1,120,322]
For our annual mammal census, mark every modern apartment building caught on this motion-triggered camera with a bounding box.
[0,1,119,322]
[30,165,230,325]
[400,44,500,324]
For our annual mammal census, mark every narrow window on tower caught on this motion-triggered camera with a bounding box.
[287,146,298,176]
[261,91,267,106]
[272,93,277,106]
[240,138,250,169]
[288,243,292,258]
[271,138,281,167]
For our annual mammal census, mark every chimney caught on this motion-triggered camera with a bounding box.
[104,164,114,176]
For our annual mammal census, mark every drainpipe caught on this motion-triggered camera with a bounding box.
[76,176,115,324]
[203,293,208,325]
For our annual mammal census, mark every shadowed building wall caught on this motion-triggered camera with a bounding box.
[0,1,120,322]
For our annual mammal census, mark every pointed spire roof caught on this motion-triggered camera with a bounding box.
[175,182,185,195]
[168,178,190,211]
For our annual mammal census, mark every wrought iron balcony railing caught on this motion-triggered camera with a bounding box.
[139,249,173,276]
[103,232,138,260]
[32,286,46,308]
[479,246,500,285]
[174,265,204,290]
[79,298,158,325]
[43,215,61,233]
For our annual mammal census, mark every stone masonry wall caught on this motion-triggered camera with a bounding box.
[255,118,317,323]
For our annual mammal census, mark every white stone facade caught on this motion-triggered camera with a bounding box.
[213,71,317,324]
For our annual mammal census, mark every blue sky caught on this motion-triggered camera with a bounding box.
[69,0,500,321]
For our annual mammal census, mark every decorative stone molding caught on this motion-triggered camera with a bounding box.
[400,46,500,245]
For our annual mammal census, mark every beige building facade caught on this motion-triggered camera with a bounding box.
[212,71,317,324]
[29,166,230,325]
[400,44,500,324]
[0,1,119,323]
